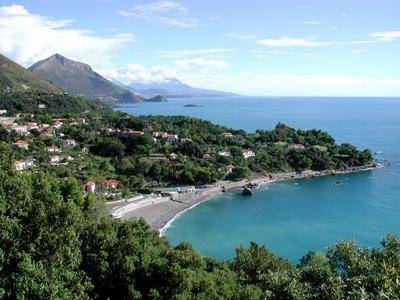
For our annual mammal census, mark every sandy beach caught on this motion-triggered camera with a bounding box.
[112,163,378,232]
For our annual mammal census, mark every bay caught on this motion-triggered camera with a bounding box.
[116,96,400,261]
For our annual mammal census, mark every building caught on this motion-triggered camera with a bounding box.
[169,153,178,160]
[38,104,46,109]
[53,121,63,129]
[203,154,211,161]
[288,144,306,150]
[12,140,29,150]
[47,146,60,153]
[26,122,38,131]
[8,124,28,135]
[180,138,192,143]
[47,155,73,165]
[226,164,236,174]
[145,154,168,162]
[0,117,16,125]
[143,126,153,133]
[0,109,7,115]
[242,149,256,159]
[218,150,232,157]
[224,132,234,138]
[127,130,144,136]
[47,156,62,165]
[103,179,120,189]
[39,124,50,130]
[16,113,35,118]
[84,181,96,193]
[165,134,179,143]
[13,158,34,171]
[63,139,76,148]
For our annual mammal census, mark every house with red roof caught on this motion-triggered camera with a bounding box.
[103,179,120,189]
[12,140,29,150]
[84,181,96,193]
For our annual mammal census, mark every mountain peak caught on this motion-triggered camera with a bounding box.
[126,77,236,98]
[28,54,162,103]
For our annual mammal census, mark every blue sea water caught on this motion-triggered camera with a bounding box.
[116,97,400,262]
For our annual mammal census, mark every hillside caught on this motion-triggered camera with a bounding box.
[0,53,61,94]
[126,78,238,98]
[0,91,111,115]
[29,54,163,103]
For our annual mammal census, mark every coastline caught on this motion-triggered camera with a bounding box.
[116,163,379,234]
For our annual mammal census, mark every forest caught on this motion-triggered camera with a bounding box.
[0,142,398,299]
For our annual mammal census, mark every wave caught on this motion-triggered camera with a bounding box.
[159,199,209,236]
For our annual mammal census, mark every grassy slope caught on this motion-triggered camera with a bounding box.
[0,54,61,94]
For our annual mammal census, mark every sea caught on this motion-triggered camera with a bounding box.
[116,96,400,262]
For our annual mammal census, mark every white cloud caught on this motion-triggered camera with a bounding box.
[370,31,400,42]
[252,50,315,58]
[99,64,177,84]
[191,73,400,97]
[118,0,200,28]
[99,57,229,85]
[257,37,331,47]
[302,21,322,25]
[154,48,235,58]
[0,4,134,67]
[224,32,258,40]
[174,58,229,70]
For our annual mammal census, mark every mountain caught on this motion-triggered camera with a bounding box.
[0,53,61,94]
[126,78,237,98]
[29,54,164,103]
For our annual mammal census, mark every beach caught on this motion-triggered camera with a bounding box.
[109,163,379,233]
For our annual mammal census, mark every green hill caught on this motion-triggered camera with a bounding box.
[0,53,61,94]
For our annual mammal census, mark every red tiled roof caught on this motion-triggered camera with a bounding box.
[103,179,120,186]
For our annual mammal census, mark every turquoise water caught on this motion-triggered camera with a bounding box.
[117,97,400,262]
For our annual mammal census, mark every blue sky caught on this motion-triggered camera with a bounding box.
[0,0,399,96]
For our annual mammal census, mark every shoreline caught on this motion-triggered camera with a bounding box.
[158,163,379,234]
[115,163,379,233]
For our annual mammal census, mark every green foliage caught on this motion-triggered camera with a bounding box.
[0,53,61,94]
[0,91,110,115]
[0,145,398,298]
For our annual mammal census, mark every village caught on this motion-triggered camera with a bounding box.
[0,105,263,203]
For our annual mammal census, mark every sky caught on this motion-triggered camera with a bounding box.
[0,0,400,96]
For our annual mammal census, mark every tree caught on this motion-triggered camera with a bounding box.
[60,177,85,207]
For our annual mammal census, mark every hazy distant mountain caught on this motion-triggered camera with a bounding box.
[0,53,61,94]
[126,78,237,98]
[29,54,165,103]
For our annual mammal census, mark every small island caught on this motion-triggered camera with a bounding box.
[183,104,203,108]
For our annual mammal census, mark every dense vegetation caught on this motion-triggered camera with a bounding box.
[57,114,373,187]
[0,143,398,299]
[0,91,110,115]
[0,90,373,199]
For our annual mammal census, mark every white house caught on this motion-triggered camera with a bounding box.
[224,132,234,138]
[218,150,232,157]
[13,159,34,171]
[242,149,256,159]
[226,164,235,174]
[84,181,96,193]
[47,146,60,153]
[63,139,76,148]
[9,124,29,135]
